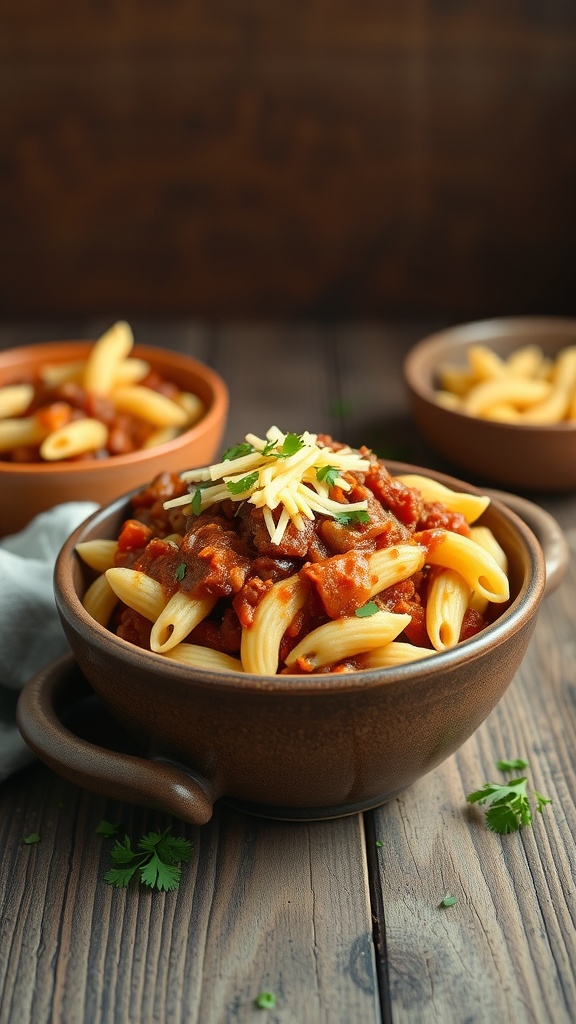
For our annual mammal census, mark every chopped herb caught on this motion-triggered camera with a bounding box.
[316,465,339,487]
[261,439,277,456]
[535,791,553,813]
[278,432,304,458]
[355,601,379,618]
[191,488,203,515]
[95,820,121,837]
[467,775,552,834]
[226,471,259,495]
[174,562,187,582]
[439,893,458,907]
[496,758,529,772]
[375,840,384,848]
[221,442,255,461]
[23,833,40,845]
[333,509,370,526]
[254,992,276,1010]
[103,828,194,891]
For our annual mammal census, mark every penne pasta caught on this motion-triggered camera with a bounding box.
[425,531,509,604]
[359,641,435,668]
[395,475,490,523]
[83,320,134,396]
[368,543,426,596]
[163,643,243,673]
[426,568,471,651]
[105,567,167,622]
[150,591,217,654]
[75,539,118,573]
[112,385,190,428]
[468,526,508,614]
[0,415,47,451]
[284,611,411,670]
[82,573,119,626]
[241,575,309,675]
[40,418,109,461]
[0,384,34,419]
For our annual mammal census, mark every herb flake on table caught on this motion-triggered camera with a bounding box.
[439,893,458,907]
[254,991,276,1009]
[95,820,121,837]
[23,833,40,845]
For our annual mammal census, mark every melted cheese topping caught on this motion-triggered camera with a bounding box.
[163,427,371,544]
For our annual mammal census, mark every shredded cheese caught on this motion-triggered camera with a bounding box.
[163,427,371,544]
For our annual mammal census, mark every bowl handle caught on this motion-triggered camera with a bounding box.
[487,489,569,597]
[16,654,216,826]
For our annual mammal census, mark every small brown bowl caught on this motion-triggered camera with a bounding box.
[0,341,229,537]
[16,463,567,824]
[404,316,576,492]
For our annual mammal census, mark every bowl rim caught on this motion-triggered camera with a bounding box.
[0,340,229,473]
[54,460,547,697]
[404,315,576,434]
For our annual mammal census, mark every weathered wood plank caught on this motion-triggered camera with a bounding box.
[0,767,380,1024]
[370,495,576,1024]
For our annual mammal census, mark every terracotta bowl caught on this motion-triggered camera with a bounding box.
[404,316,576,492]
[16,462,568,824]
[0,341,229,537]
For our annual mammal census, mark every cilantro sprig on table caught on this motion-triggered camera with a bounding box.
[97,822,194,891]
[466,759,552,834]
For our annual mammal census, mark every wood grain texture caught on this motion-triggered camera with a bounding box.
[0,318,575,1023]
[1,3,576,317]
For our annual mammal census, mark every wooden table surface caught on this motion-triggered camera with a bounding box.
[1,319,575,1024]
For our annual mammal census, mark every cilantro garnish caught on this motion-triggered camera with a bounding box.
[466,762,552,834]
[333,509,370,526]
[261,439,277,456]
[226,471,259,495]
[103,828,194,891]
[191,488,203,515]
[316,465,339,487]
[174,562,187,582]
[439,893,458,907]
[355,601,379,618]
[277,432,304,458]
[222,442,255,461]
[254,992,276,1010]
[23,833,40,845]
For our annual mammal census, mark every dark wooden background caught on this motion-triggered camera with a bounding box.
[2,1,576,320]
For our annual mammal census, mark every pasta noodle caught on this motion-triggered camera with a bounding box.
[78,428,513,675]
[1,320,206,463]
[435,341,576,424]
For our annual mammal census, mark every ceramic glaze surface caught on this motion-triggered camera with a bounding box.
[17,462,567,823]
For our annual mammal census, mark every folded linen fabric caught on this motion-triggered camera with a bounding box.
[0,502,99,782]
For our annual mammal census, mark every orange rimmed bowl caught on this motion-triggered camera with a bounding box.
[0,340,228,537]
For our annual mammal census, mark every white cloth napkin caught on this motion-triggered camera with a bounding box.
[0,502,99,782]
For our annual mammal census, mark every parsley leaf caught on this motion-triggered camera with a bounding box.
[333,509,370,526]
[316,465,339,487]
[496,758,529,771]
[276,432,304,458]
[466,775,551,834]
[191,488,203,515]
[535,791,552,813]
[439,893,458,907]
[221,442,255,461]
[355,601,379,618]
[95,819,121,837]
[103,828,194,890]
[255,992,276,1009]
[23,833,40,845]
[226,471,259,495]
[174,562,187,582]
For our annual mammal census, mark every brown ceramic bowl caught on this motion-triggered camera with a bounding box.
[16,462,567,824]
[404,316,576,492]
[0,340,229,537]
